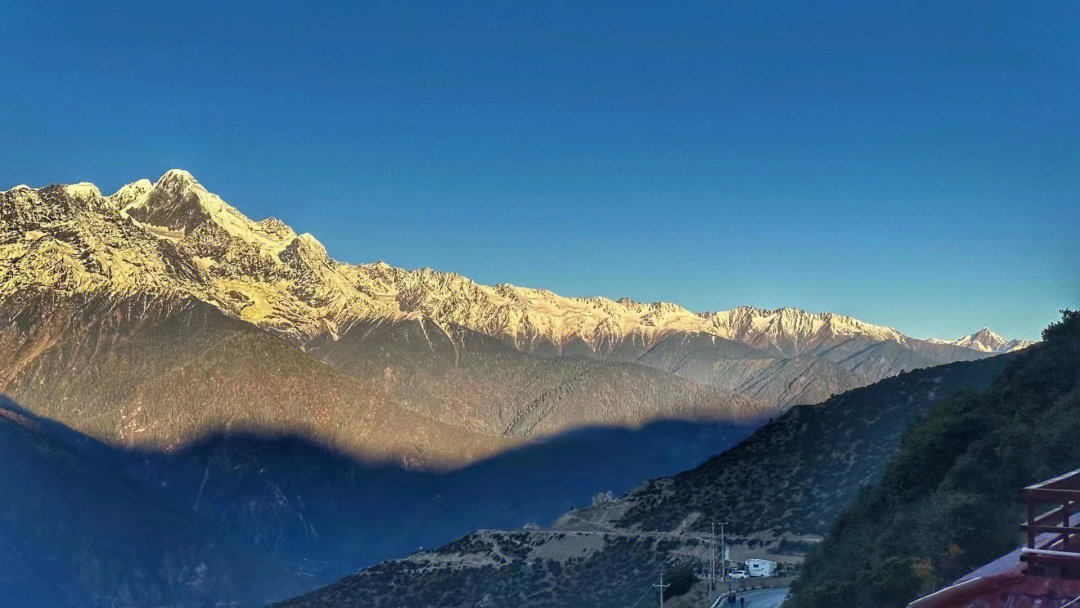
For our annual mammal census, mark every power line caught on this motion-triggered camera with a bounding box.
[1018,295,1080,343]
[626,584,653,608]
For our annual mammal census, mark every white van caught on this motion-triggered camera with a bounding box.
[745,558,777,577]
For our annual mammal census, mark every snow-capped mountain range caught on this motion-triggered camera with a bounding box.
[0,170,1033,458]
[1,169,1030,357]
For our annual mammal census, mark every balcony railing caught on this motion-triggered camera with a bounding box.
[1021,469,1080,578]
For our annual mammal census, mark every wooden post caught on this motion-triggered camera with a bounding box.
[1027,493,1036,549]
[1064,499,1072,552]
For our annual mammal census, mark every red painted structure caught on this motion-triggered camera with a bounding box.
[906,470,1080,608]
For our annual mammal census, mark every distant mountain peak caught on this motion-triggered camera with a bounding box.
[114,171,318,262]
[929,328,1033,353]
[151,169,212,199]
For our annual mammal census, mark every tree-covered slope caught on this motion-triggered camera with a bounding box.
[788,310,1080,608]
[607,352,1011,537]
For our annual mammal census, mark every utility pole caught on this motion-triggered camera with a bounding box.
[709,522,716,595]
[653,572,669,608]
[720,522,726,582]
[720,522,734,599]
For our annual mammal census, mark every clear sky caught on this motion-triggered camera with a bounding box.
[3,1,1077,339]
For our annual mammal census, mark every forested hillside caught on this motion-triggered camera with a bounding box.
[789,310,1080,607]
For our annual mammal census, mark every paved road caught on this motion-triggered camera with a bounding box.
[731,587,789,608]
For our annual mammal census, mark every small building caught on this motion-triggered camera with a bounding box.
[745,558,777,577]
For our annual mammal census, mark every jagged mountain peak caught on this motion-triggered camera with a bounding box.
[111,178,153,195]
[108,178,153,209]
[702,305,907,352]
[61,182,102,200]
[969,327,998,341]
[928,327,1033,353]
[157,167,199,185]
[956,327,1034,353]
[256,216,293,238]
[116,170,321,262]
[150,169,213,200]
[122,169,237,235]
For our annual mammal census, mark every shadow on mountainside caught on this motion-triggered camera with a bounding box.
[270,351,1015,608]
[0,396,756,608]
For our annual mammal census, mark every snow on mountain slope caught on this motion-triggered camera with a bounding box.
[929,327,1034,353]
[0,171,1028,410]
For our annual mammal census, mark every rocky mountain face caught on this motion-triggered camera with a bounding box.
[0,291,519,467]
[0,171,1028,461]
[277,351,1014,608]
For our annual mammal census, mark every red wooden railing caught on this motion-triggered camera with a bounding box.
[1021,469,1080,578]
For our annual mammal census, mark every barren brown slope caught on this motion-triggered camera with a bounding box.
[0,290,513,467]
[305,318,763,437]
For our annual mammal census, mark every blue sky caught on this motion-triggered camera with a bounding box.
[2,1,1077,339]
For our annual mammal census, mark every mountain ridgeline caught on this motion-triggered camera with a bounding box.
[0,171,1028,467]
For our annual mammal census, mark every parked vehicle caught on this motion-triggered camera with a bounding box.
[745,558,777,577]
[729,570,749,579]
